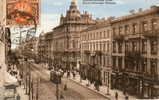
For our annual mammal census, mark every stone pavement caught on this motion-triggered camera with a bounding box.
[67,73,137,100]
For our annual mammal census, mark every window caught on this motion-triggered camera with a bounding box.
[150,59,157,76]
[103,56,106,66]
[103,43,106,51]
[103,31,106,38]
[132,41,137,52]
[112,56,116,69]
[142,59,147,73]
[125,41,129,53]
[113,28,116,37]
[152,20,157,30]
[119,27,123,35]
[118,42,122,53]
[151,40,157,55]
[142,40,147,54]
[93,43,95,51]
[107,43,109,52]
[104,72,106,83]
[96,42,98,51]
[100,42,102,51]
[107,30,110,38]
[95,33,97,39]
[113,41,116,53]
[143,22,148,31]
[118,57,122,71]
[100,32,102,38]
[133,24,137,33]
[125,25,130,34]
[98,32,100,39]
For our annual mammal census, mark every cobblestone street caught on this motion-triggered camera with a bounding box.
[1,0,159,99]
[29,63,109,100]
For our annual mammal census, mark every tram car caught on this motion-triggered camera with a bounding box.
[50,70,62,84]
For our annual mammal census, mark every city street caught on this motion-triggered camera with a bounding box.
[29,62,109,100]
[1,0,159,99]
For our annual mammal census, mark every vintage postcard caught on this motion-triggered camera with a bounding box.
[0,0,159,100]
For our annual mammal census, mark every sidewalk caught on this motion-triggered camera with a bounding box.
[67,73,137,100]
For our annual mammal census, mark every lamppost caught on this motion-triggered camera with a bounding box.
[107,72,110,95]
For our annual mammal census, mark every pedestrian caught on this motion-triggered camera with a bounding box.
[115,92,118,100]
[16,94,20,100]
[125,95,129,100]
[67,71,70,78]
[123,89,126,95]
[72,71,76,79]
[18,77,22,86]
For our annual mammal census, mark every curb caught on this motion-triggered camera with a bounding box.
[69,78,111,100]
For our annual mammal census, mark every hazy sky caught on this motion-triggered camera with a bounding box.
[11,0,159,48]
[39,0,159,33]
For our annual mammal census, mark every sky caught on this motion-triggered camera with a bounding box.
[39,0,159,34]
[11,0,159,48]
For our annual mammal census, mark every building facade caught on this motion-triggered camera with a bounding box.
[38,33,47,63]
[44,32,53,68]
[52,0,95,71]
[80,19,112,89]
[111,6,159,99]
[0,0,7,87]
[21,36,38,59]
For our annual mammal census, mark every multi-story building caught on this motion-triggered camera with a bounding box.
[111,6,159,99]
[38,33,47,63]
[22,36,38,59]
[80,18,112,88]
[0,0,7,87]
[52,0,95,70]
[44,32,53,68]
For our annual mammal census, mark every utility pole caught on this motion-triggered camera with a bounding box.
[107,72,110,95]
[36,78,39,100]
[56,83,59,100]
[29,62,31,100]
[31,79,34,100]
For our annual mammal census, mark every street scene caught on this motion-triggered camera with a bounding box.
[0,0,159,100]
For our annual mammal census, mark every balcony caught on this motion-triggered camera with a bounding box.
[143,29,159,38]
[125,51,142,59]
[112,66,123,72]
[84,50,90,55]
[124,69,143,78]
[143,74,159,83]
[113,35,124,41]
[95,50,103,56]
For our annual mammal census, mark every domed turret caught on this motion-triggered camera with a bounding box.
[66,0,80,19]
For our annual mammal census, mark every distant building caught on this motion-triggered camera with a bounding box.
[38,33,47,63]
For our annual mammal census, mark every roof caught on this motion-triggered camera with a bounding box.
[81,21,111,32]
[112,5,159,23]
